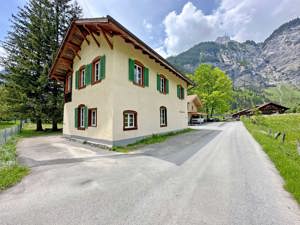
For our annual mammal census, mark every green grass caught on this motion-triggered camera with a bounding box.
[265,84,300,109]
[0,123,62,191]
[19,123,62,138]
[242,114,300,204]
[0,121,18,130]
[112,128,193,153]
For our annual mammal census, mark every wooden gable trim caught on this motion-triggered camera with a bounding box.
[76,25,90,45]
[97,25,113,50]
[83,25,100,47]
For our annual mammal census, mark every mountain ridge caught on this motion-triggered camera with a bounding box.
[167,18,300,89]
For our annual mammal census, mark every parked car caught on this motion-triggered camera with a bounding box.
[190,115,205,125]
[207,117,220,122]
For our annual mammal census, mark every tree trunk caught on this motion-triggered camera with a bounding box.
[52,118,58,131]
[36,118,43,131]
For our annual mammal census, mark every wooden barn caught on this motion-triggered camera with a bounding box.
[232,102,289,119]
[255,102,289,115]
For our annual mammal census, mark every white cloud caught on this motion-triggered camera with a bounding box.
[161,0,300,56]
[143,19,153,32]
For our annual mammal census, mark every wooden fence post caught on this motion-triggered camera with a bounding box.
[282,133,286,143]
[274,132,281,139]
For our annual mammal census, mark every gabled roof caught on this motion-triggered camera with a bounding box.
[187,95,201,107]
[256,102,289,110]
[49,15,194,86]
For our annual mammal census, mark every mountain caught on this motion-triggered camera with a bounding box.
[167,18,300,89]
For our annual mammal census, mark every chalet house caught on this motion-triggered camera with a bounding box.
[187,95,202,122]
[49,16,194,147]
[232,102,289,118]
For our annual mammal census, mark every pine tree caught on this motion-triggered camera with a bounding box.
[46,0,82,131]
[1,0,82,131]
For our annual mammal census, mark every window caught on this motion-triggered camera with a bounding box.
[78,105,86,129]
[123,110,137,130]
[128,58,149,87]
[88,108,97,127]
[65,75,72,93]
[134,62,144,86]
[160,106,167,127]
[160,77,165,93]
[92,57,101,84]
[79,67,86,88]
[177,85,185,99]
[95,61,100,81]
[157,74,168,94]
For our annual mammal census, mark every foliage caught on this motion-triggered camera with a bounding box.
[231,88,267,111]
[0,86,10,120]
[0,122,62,190]
[1,0,82,131]
[188,64,233,117]
[265,84,300,110]
[0,121,18,130]
[242,114,300,204]
[112,129,193,153]
[0,166,29,190]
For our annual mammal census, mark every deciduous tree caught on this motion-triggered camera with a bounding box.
[188,64,233,118]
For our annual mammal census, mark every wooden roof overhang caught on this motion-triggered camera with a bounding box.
[257,102,289,110]
[49,16,194,86]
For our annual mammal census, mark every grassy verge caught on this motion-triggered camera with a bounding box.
[242,114,300,204]
[112,128,193,153]
[0,123,62,191]
[0,121,18,130]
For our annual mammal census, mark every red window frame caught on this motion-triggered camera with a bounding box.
[92,56,101,85]
[159,75,167,94]
[160,106,167,127]
[77,104,85,130]
[65,74,72,94]
[79,65,86,89]
[133,60,144,87]
[123,110,138,131]
[88,108,97,127]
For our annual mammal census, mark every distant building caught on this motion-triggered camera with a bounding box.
[232,102,289,119]
[187,95,202,123]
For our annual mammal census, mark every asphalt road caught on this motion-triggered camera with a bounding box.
[0,122,300,225]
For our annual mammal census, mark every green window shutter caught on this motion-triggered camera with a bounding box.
[75,71,79,89]
[74,108,78,128]
[85,64,92,85]
[100,55,106,79]
[157,74,160,91]
[182,87,185,99]
[84,106,88,128]
[128,58,134,81]
[177,85,180,98]
[144,67,149,87]
[166,79,169,94]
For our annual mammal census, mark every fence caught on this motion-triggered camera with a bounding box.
[0,124,22,146]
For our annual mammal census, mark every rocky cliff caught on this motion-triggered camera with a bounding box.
[167,18,300,89]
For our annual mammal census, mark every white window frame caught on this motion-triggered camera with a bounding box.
[80,69,86,87]
[134,63,143,85]
[80,107,85,128]
[160,107,167,126]
[160,77,165,93]
[124,112,135,129]
[91,109,97,127]
[94,61,100,81]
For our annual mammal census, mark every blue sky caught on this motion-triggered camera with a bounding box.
[0,0,300,70]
